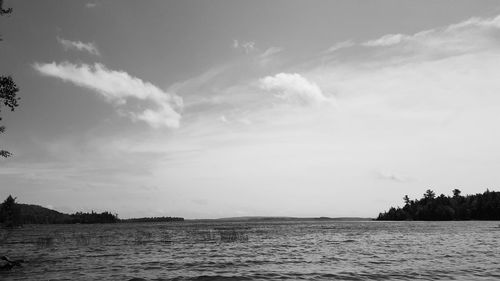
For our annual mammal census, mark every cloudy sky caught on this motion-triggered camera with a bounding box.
[2,1,500,218]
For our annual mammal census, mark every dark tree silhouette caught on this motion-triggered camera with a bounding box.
[0,0,20,158]
[424,189,436,200]
[377,189,500,221]
[0,195,21,227]
[70,211,119,224]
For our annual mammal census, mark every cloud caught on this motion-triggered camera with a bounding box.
[259,73,332,106]
[85,2,98,8]
[233,39,256,53]
[361,14,500,56]
[259,47,282,58]
[326,40,355,52]
[57,37,100,56]
[362,34,406,47]
[33,61,182,128]
[257,46,283,66]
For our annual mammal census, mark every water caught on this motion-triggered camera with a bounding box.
[1,220,500,280]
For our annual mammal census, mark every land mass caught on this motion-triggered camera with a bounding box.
[0,197,184,226]
[377,189,500,221]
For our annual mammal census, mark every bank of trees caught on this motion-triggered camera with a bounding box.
[377,189,500,220]
[70,211,119,224]
[0,195,119,226]
[0,195,185,226]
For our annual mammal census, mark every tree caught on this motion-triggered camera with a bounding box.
[0,0,20,158]
[424,189,436,200]
[453,189,461,197]
[403,195,410,205]
[0,195,21,227]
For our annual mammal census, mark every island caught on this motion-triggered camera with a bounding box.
[377,189,500,220]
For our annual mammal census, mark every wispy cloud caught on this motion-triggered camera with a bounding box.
[85,2,98,8]
[257,46,283,66]
[259,73,332,106]
[361,14,500,56]
[326,40,355,52]
[33,62,182,128]
[233,39,256,53]
[259,47,282,58]
[57,37,100,56]
[362,34,406,47]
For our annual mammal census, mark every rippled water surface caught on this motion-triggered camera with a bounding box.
[1,220,500,280]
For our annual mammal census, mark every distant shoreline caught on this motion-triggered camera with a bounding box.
[186,216,374,222]
[2,199,378,226]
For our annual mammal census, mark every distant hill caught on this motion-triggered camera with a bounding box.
[0,202,118,224]
[3,203,72,224]
[0,201,181,225]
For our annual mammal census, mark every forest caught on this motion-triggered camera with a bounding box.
[377,189,500,220]
[0,195,183,226]
[0,195,119,225]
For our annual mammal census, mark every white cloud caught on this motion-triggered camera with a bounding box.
[362,34,406,47]
[57,37,100,56]
[85,2,98,8]
[233,39,256,53]
[326,40,355,52]
[259,73,332,106]
[361,14,500,56]
[33,61,182,128]
[259,47,282,58]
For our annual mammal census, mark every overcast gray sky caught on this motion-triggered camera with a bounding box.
[2,0,500,218]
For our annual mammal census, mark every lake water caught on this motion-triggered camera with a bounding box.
[1,220,500,280]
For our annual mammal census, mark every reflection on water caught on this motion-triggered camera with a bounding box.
[1,221,500,280]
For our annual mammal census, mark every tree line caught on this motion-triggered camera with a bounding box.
[377,189,500,220]
[70,211,119,224]
[0,195,119,226]
[121,217,184,223]
[0,195,183,227]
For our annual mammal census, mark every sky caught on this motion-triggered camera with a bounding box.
[2,1,500,219]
